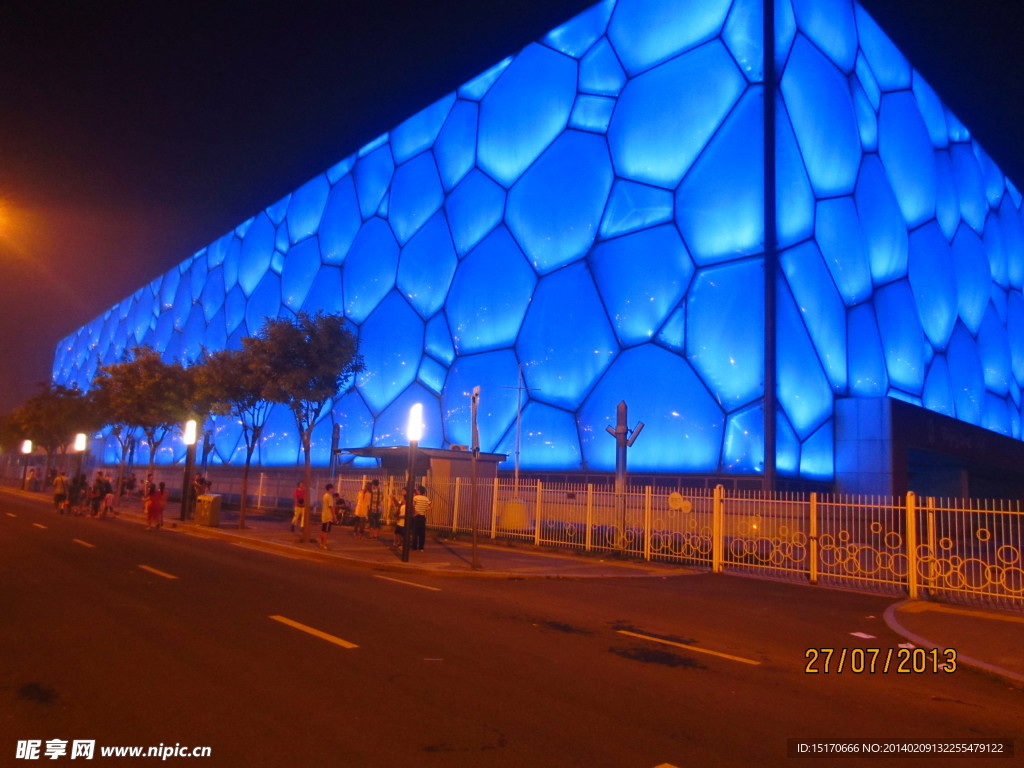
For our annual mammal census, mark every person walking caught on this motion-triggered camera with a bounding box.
[147,482,168,529]
[291,481,306,533]
[391,489,406,549]
[412,485,431,551]
[319,483,337,550]
[52,469,69,513]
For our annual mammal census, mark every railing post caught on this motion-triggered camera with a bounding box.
[490,477,499,539]
[534,479,543,546]
[926,496,937,590]
[906,490,919,600]
[713,483,725,573]
[585,484,593,553]
[809,491,819,585]
[643,485,653,561]
[452,477,461,534]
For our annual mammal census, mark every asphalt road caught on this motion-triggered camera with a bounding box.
[2,495,1021,767]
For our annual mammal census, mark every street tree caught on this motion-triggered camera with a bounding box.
[248,311,363,543]
[10,383,96,477]
[196,346,273,529]
[91,347,197,489]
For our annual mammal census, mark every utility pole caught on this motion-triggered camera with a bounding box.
[604,400,644,552]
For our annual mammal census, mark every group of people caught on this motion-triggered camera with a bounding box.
[51,469,119,518]
[294,479,431,552]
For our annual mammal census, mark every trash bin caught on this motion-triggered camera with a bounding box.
[195,494,222,526]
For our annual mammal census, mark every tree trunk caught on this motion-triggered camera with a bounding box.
[300,429,313,544]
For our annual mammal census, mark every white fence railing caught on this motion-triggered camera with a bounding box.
[425,478,1023,613]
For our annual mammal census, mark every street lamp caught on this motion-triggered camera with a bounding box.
[20,440,32,490]
[401,403,424,563]
[73,433,87,479]
[180,419,197,521]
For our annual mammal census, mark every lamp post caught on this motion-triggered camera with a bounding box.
[401,403,424,563]
[470,386,481,570]
[20,439,32,490]
[180,419,197,522]
[73,433,87,479]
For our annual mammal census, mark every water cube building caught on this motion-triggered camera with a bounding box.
[53,0,1024,497]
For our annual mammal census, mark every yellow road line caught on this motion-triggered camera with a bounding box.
[138,564,179,580]
[617,629,761,666]
[269,615,359,649]
[373,575,442,591]
[5,512,16,518]
[72,539,95,548]
[32,522,47,529]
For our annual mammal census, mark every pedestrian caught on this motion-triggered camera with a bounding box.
[412,485,431,551]
[391,489,407,549]
[102,472,117,517]
[319,483,337,550]
[352,482,371,537]
[69,473,88,515]
[89,472,105,517]
[367,479,383,539]
[52,469,69,513]
[147,482,168,529]
[291,481,306,532]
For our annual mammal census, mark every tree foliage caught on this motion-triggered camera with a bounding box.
[11,383,95,458]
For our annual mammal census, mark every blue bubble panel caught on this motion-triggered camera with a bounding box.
[300,265,344,316]
[356,291,424,414]
[950,143,987,234]
[244,273,283,338]
[458,57,512,101]
[723,0,764,83]
[774,0,796,73]
[319,176,362,265]
[417,356,447,395]
[687,259,764,409]
[433,100,478,191]
[978,305,1012,396]
[286,175,330,245]
[933,151,960,241]
[343,218,400,324]
[258,404,301,466]
[517,262,618,410]
[779,241,847,391]
[952,226,993,334]
[446,227,537,355]
[913,73,949,148]
[237,213,276,297]
[330,391,375,451]
[775,98,815,248]
[908,222,957,349]
[780,35,861,197]
[397,211,458,319]
[792,0,857,73]
[579,345,725,473]
[847,303,889,396]
[983,393,1013,436]
[512,402,581,470]
[569,95,616,133]
[507,130,614,274]
[200,266,226,323]
[676,87,764,266]
[389,152,445,245]
[799,420,834,480]
[372,384,443,449]
[776,280,833,439]
[852,81,878,151]
[354,145,395,220]
[1008,292,1024,384]
[391,93,456,164]
[445,169,506,257]
[922,355,955,416]
[878,91,937,229]
[579,37,627,96]
[856,155,909,285]
[477,44,577,187]
[874,280,926,395]
[609,41,745,189]
[816,197,872,306]
[543,0,613,58]
[442,349,521,451]
[608,0,731,75]
[590,225,693,348]
[281,237,323,311]
[722,402,765,474]
[599,180,674,239]
[854,4,911,91]
[946,322,985,426]
[425,314,456,366]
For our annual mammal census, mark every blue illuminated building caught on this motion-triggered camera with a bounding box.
[53,0,1024,495]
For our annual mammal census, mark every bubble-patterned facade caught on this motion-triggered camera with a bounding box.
[52,0,1024,485]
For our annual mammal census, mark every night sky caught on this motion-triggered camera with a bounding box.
[0,0,1021,414]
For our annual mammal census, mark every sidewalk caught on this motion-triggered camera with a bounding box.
[7,487,1024,688]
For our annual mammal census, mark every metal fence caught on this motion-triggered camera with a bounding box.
[425,477,1023,613]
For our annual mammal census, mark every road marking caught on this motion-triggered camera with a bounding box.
[72,539,95,548]
[5,512,16,518]
[373,575,442,591]
[850,631,876,639]
[617,630,761,666]
[901,602,1024,625]
[138,565,179,580]
[32,522,47,529]
[269,615,359,649]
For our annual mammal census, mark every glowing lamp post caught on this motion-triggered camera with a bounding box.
[73,433,87,478]
[401,403,424,563]
[20,440,32,490]
[180,419,198,521]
